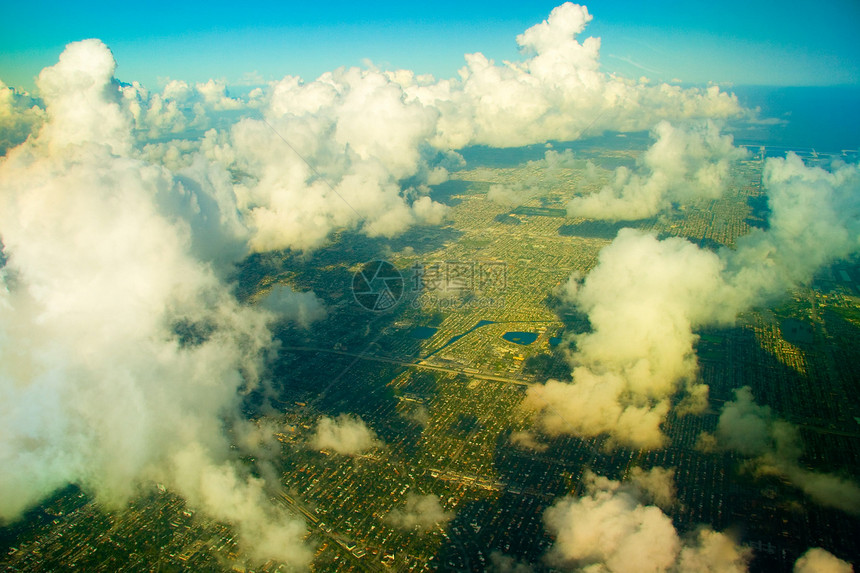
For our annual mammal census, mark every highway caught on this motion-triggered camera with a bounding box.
[281,346,533,387]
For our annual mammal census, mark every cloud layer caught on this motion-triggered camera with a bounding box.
[2,4,747,255]
[401,3,741,149]
[793,548,854,573]
[543,470,854,572]
[0,7,750,566]
[0,39,311,566]
[310,414,380,455]
[524,229,726,449]
[544,470,751,573]
[0,4,851,570]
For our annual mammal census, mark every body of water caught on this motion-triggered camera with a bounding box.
[502,331,539,346]
[730,85,860,153]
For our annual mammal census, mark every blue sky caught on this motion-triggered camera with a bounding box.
[1,0,858,91]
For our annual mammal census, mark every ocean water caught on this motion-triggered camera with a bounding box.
[730,85,860,153]
[457,85,860,169]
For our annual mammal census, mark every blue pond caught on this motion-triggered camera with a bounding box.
[502,331,539,346]
[548,336,563,347]
[411,326,438,340]
[423,320,497,358]
[441,320,496,347]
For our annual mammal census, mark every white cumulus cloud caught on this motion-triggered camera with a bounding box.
[0,39,312,567]
[525,152,860,449]
[0,81,43,155]
[568,121,748,220]
[399,3,742,150]
[794,548,854,573]
[386,493,454,532]
[310,414,380,455]
[544,470,750,573]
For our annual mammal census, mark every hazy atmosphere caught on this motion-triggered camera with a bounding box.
[1,2,858,572]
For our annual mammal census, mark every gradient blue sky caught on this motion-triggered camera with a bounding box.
[1,0,858,92]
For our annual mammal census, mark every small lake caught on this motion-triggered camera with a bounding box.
[502,331,539,346]
[411,326,438,340]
